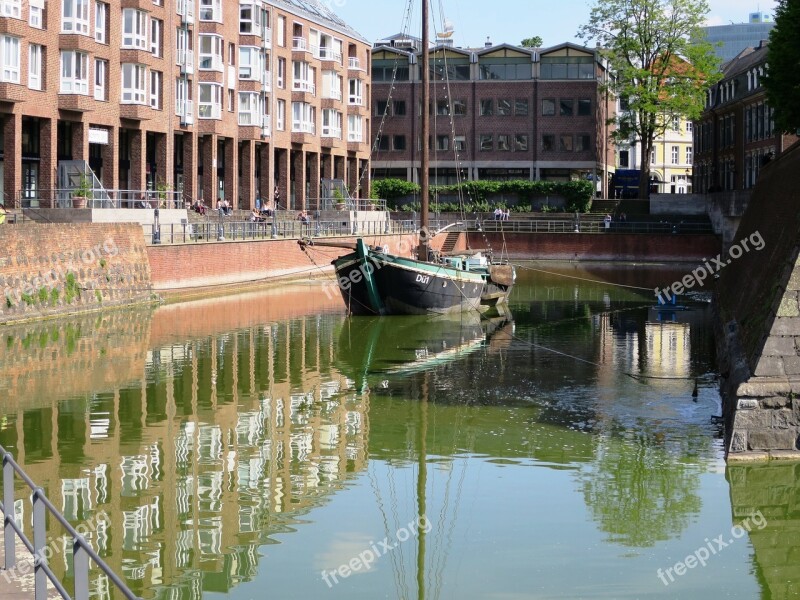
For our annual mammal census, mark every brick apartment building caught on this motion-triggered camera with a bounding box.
[370,37,616,196]
[0,0,371,211]
[693,41,798,194]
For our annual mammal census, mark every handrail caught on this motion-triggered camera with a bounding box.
[0,445,141,600]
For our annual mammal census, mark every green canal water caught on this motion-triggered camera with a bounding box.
[0,265,797,599]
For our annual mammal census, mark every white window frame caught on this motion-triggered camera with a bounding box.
[60,50,89,94]
[94,58,106,100]
[239,47,262,81]
[671,145,679,165]
[347,114,363,142]
[322,70,342,100]
[239,1,261,34]
[277,16,285,46]
[29,0,43,28]
[238,92,263,126]
[95,2,107,43]
[276,99,285,130]
[28,43,42,90]
[0,0,21,19]
[199,34,223,72]
[149,70,161,109]
[685,146,693,166]
[277,57,285,88]
[292,61,315,94]
[62,0,91,35]
[321,109,342,138]
[291,101,315,134]
[121,63,147,104]
[199,0,221,22]
[348,78,363,105]
[198,82,222,119]
[122,9,148,50]
[150,19,162,57]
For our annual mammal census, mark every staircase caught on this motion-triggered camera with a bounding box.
[441,231,460,253]
[57,161,112,208]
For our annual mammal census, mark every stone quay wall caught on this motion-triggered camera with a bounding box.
[715,140,800,459]
[0,223,153,324]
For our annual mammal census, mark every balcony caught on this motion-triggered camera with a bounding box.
[348,57,362,70]
[198,103,222,120]
[317,46,342,64]
[177,0,194,25]
[292,37,308,51]
[292,80,315,95]
[177,100,194,125]
[262,28,272,49]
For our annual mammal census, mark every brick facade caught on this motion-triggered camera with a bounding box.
[370,41,615,196]
[0,0,371,212]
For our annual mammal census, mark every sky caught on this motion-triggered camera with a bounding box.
[329,0,778,47]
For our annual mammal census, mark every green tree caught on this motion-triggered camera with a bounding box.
[765,0,800,133]
[578,0,720,198]
[520,36,543,48]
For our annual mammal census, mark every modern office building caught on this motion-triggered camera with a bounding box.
[693,41,798,194]
[0,0,371,211]
[369,40,616,196]
[699,11,774,64]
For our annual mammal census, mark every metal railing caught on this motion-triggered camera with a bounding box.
[318,197,387,211]
[475,219,715,234]
[16,189,185,210]
[0,446,140,600]
[145,217,418,245]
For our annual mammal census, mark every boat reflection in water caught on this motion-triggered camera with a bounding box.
[335,311,513,390]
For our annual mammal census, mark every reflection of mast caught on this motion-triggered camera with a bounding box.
[417,375,428,600]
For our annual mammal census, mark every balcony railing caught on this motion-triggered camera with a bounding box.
[348,57,361,69]
[292,122,316,135]
[292,37,308,51]
[178,49,194,74]
[16,188,185,209]
[292,80,316,95]
[317,46,342,62]
[176,99,194,124]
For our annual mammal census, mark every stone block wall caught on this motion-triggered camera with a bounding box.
[0,223,153,324]
[715,140,800,457]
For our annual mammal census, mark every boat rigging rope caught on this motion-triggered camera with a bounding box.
[509,263,657,293]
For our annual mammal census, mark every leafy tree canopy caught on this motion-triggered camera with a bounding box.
[578,0,721,197]
[764,0,800,132]
[520,36,543,48]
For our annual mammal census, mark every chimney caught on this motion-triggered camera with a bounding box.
[485,36,492,49]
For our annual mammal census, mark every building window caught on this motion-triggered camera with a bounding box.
[376,136,389,151]
[559,99,573,116]
[322,70,341,99]
[619,150,629,167]
[347,114,362,141]
[238,92,263,126]
[199,35,223,71]
[650,148,656,165]
[672,116,680,131]
[479,134,493,151]
[28,44,42,90]
[515,99,528,116]
[198,82,222,119]
[29,0,43,28]
[348,78,363,105]
[436,135,449,151]
[239,47,263,80]
[542,134,555,151]
[576,134,590,152]
[685,147,693,165]
[559,134,573,152]
[435,99,450,116]
[671,145,679,164]
[541,99,555,116]
[150,19,162,57]
[276,99,285,130]
[577,99,591,116]
[321,108,342,138]
[239,2,261,34]
[478,61,530,80]
[277,16,286,47]
[94,59,107,100]
[121,63,146,104]
[497,99,512,116]
[122,9,148,50]
[94,2,106,43]
[480,99,493,116]
[293,61,316,94]
[393,135,406,151]
[454,135,466,152]
[149,70,161,109]
[0,0,20,18]
[277,58,285,88]
[497,134,510,151]
[375,99,389,116]
[685,121,693,133]
[62,0,90,34]
[393,100,406,116]
[515,134,528,152]
[540,57,594,79]
[453,99,467,116]
[60,50,88,94]
[199,0,221,22]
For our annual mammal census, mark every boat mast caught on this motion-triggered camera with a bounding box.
[418,0,430,261]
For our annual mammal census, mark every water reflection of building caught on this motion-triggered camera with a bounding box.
[0,290,368,600]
